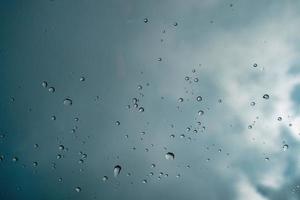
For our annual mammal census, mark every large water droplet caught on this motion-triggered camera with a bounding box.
[113,165,122,177]
[165,152,175,160]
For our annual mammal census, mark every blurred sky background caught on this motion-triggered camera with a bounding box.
[1,0,300,200]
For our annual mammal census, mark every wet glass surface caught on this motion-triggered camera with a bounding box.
[1,1,300,199]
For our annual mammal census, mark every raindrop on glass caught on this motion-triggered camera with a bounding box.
[42,81,48,88]
[138,107,144,112]
[63,98,73,106]
[165,152,175,160]
[113,165,122,177]
[196,96,202,102]
[75,187,81,192]
[48,87,55,93]
[263,94,269,100]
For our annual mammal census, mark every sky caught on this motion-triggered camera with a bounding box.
[1,0,300,200]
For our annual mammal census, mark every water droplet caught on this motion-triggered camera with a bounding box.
[198,110,204,116]
[63,98,73,106]
[113,165,122,177]
[33,162,38,167]
[170,134,175,138]
[48,87,55,93]
[173,22,178,26]
[158,57,162,62]
[277,117,282,121]
[56,154,62,159]
[58,177,62,182]
[248,125,252,129]
[185,76,190,81]
[176,174,181,178]
[59,145,64,150]
[137,85,143,90]
[144,18,148,23]
[178,98,184,102]
[78,159,84,164]
[12,157,18,162]
[151,163,156,168]
[250,102,256,106]
[165,152,175,160]
[263,94,269,99]
[102,176,108,182]
[75,187,81,192]
[253,63,258,67]
[34,144,39,149]
[196,96,202,102]
[142,179,147,184]
[180,134,185,138]
[138,107,144,112]
[283,144,289,151]
[51,115,56,120]
[132,98,138,104]
[265,157,270,161]
[42,81,48,88]
[194,78,199,82]
[79,77,85,82]
[115,121,120,126]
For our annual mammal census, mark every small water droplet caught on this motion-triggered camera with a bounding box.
[165,152,175,160]
[48,87,55,93]
[137,85,143,90]
[102,176,108,182]
[144,18,148,23]
[115,121,120,126]
[170,134,175,138]
[250,102,256,106]
[185,76,190,81]
[196,96,202,102]
[198,110,204,116]
[79,77,85,82]
[158,57,162,62]
[59,145,64,150]
[142,179,147,184]
[63,98,72,106]
[253,63,258,67]
[138,107,144,112]
[173,22,178,26]
[263,94,269,99]
[42,81,48,88]
[33,162,38,167]
[51,115,56,121]
[283,144,289,151]
[75,187,81,192]
[277,117,282,121]
[194,78,199,82]
[151,163,156,168]
[178,98,184,102]
[113,165,122,177]
[12,157,18,162]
